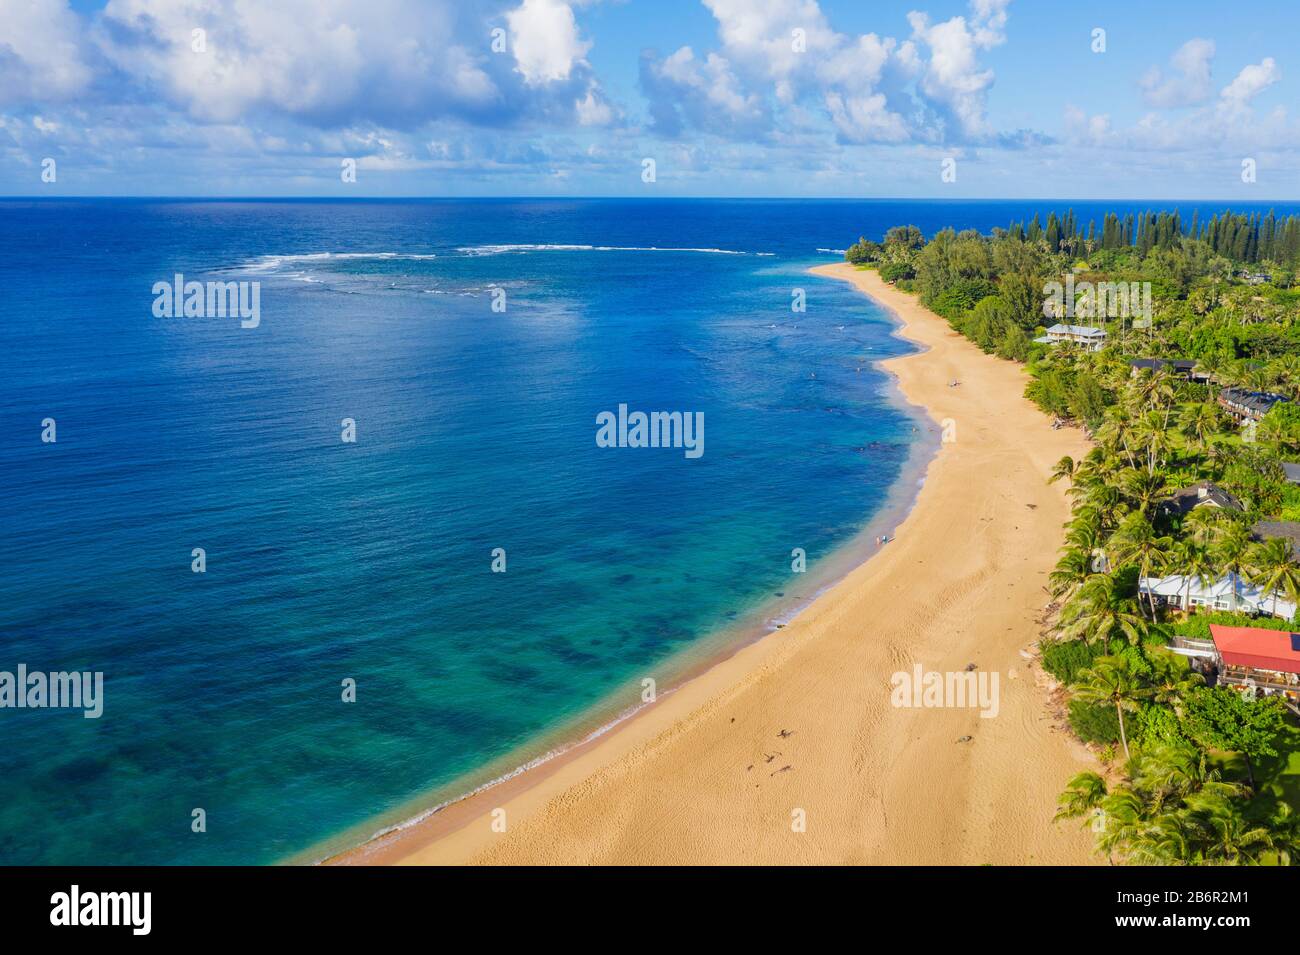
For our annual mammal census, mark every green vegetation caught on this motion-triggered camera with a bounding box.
[849,209,1300,864]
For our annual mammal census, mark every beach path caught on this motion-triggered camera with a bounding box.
[338,263,1099,866]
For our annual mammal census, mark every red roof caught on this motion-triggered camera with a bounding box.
[1210,624,1300,674]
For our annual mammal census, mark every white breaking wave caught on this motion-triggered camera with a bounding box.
[239,251,439,273]
[816,248,848,255]
[456,243,767,256]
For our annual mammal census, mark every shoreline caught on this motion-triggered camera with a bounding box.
[329,263,1099,866]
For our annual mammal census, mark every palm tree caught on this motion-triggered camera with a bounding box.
[1212,522,1254,611]
[1179,402,1223,450]
[1184,790,1275,865]
[1173,539,1218,616]
[1196,353,1230,399]
[1266,803,1300,866]
[1049,549,1094,602]
[1269,354,1300,401]
[1183,505,1223,547]
[1073,656,1150,760]
[1110,513,1173,618]
[1120,468,1168,517]
[1049,455,1076,485]
[1096,407,1139,469]
[1059,574,1149,646]
[1055,771,1108,824]
[1246,537,1300,618]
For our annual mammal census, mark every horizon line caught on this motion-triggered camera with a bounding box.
[6,195,1300,204]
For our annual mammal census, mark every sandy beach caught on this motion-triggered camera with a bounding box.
[332,263,1099,866]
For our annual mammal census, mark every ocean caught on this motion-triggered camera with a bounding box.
[2,197,1296,864]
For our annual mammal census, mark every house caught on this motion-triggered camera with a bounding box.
[1283,462,1300,485]
[1140,571,1296,619]
[1172,625,1300,710]
[1128,358,1202,381]
[1160,482,1244,518]
[1252,520,1300,558]
[1218,387,1289,424]
[1033,324,1107,351]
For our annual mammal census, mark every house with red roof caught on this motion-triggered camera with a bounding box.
[1177,624,1300,712]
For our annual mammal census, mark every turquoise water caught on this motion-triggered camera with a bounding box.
[5,197,1214,864]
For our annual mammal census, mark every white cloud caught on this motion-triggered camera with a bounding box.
[1220,57,1280,106]
[642,0,1010,145]
[907,0,1009,140]
[641,46,769,137]
[0,0,93,103]
[507,0,592,85]
[96,0,508,126]
[1139,39,1215,108]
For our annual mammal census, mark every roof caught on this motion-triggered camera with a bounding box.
[1164,482,1244,515]
[1140,572,1297,619]
[1219,387,1289,416]
[1211,624,1300,674]
[1045,323,1105,337]
[1252,521,1300,557]
[1129,358,1197,373]
[1283,462,1300,484]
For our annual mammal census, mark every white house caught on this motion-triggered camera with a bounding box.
[1140,571,1297,619]
[1033,324,1107,351]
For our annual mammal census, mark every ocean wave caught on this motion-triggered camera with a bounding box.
[816,248,848,255]
[238,251,438,273]
[455,243,768,256]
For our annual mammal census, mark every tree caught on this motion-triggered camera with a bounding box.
[1055,771,1108,825]
[1049,455,1076,485]
[1246,537,1300,619]
[1181,686,1286,788]
[1173,539,1218,617]
[1074,655,1152,760]
[1110,513,1173,617]
[1059,574,1149,646]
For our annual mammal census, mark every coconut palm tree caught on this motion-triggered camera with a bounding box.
[1055,771,1108,825]
[1266,803,1300,866]
[1110,513,1174,618]
[1049,455,1076,485]
[1120,468,1169,518]
[1184,790,1275,865]
[1246,537,1300,619]
[1073,656,1151,761]
[1183,505,1223,547]
[1173,539,1218,617]
[1059,574,1149,646]
[1179,402,1223,450]
[1049,549,1095,602]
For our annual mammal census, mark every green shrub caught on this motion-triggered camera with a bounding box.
[1173,610,1294,640]
[879,261,916,283]
[1040,638,1103,684]
[1068,698,1121,744]
[1133,703,1184,749]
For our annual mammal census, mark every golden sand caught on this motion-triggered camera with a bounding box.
[332,263,1099,866]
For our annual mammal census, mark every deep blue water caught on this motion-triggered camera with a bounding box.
[4,198,1299,865]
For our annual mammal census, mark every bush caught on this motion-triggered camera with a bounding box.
[879,261,916,283]
[1040,638,1104,684]
[1173,610,1294,641]
[1068,698,1121,744]
[845,238,880,265]
[1133,703,1184,749]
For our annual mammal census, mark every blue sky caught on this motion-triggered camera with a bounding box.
[2,0,1298,197]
